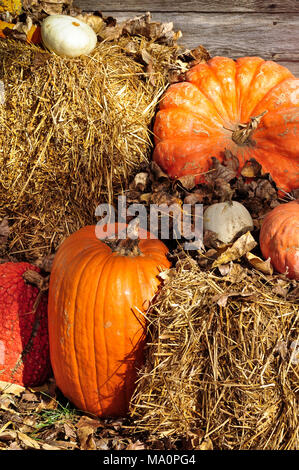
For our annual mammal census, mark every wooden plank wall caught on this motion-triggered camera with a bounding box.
[74,1,299,76]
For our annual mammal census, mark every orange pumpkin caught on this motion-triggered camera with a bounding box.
[48,224,171,417]
[153,56,299,193]
[259,200,299,279]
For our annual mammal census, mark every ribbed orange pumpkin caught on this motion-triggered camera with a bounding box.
[153,56,299,193]
[48,224,171,417]
[259,200,299,279]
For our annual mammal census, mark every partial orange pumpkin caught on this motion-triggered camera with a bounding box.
[153,56,299,193]
[259,200,299,279]
[48,224,171,417]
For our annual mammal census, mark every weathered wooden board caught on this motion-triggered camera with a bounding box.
[76,1,299,13]
[74,1,299,76]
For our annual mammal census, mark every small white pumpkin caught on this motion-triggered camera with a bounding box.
[203,201,254,244]
[41,14,97,58]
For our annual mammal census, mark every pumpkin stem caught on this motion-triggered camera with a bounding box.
[112,238,142,257]
[231,110,267,146]
[106,222,143,257]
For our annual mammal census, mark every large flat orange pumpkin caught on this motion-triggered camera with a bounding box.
[153,56,299,193]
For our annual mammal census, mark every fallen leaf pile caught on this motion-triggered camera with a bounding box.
[0,375,216,450]
[0,379,163,450]
[123,153,297,279]
[0,376,218,450]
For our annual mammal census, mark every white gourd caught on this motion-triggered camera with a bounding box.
[203,201,254,244]
[41,15,97,58]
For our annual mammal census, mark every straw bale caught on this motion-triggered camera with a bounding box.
[0,37,176,260]
[130,255,299,449]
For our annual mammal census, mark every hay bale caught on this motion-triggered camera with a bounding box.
[0,37,175,260]
[130,256,299,449]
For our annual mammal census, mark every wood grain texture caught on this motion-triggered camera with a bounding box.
[73,2,299,76]
[75,1,299,13]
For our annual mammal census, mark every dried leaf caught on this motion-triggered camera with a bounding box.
[21,392,38,402]
[146,60,156,86]
[100,12,181,45]
[21,0,40,9]
[217,262,247,282]
[179,45,210,65]
[198,437,213,450]
[29,377,56,395]
[255,179,278,202]
[203,229,222,249]
[122,12,178,44]
[208,156,238,183]
[35,395,58,413]
[111,437,125,450]
[218,263,232,276]
[158,269,171,282]
[213,178,235,202]
[150,191,182,208]
[273,341,288,361]
[43,439,77,450]
[241,159,262,178]
[176,174,197,190]
[39,2,64,15]
[184,191,204,205]
[123,40,138,54]
[17,431,40,449]
[0,380,25,396]
[30,52,51,70]
[288,285,299,302]
[9,441,23,450]
[63,422,77,440]
[183,429,204,450]
[213,291,254,307]
[34,254,55,273]
[167,69,187,84]
[290,340,299,365]
[96,437,110,450]
[271,280,290,298]
[202,248,218,259]
[110,418,124,431]
[131,172,149,192]
[100,23,123,41]
[75,12,104,34]
[77,415,103,431]
[126,440,146,450]
[76,416,103,450]
[0,218,9,246]
[245,252,273,275]
[212,231,257,267]
[40,442,63,450]
[189,45,211,65]
[0,430,17,441]
[77,425,97,450]
[1,26,27,41]
[0,394,16,411]
[150,161,169,181]
[139,193,151,204]
[19,417,37,434]
[141,48,152,65]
